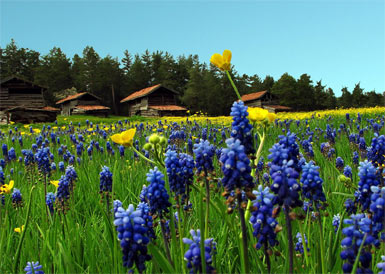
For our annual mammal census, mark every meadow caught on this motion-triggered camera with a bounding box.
[0,106,384,274]
[1,50,384,274]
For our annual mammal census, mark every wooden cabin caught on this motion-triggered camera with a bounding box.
[241,90,291,113]
[0,76,58,123]
[56,92,110,116]
[120,84,187,117]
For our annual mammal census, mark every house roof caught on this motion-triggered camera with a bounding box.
[264,105,292,110]
[1,75,48,89]
[149,105,187,111]
[241,90,268,102]
[56,92,101,105]
[75,105,110,111]
[120,84,178,103]
[41,106,60,112]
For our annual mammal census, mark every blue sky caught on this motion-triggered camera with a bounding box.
[1,0,384,96]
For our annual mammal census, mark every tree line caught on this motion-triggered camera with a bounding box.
[1,39,383,116]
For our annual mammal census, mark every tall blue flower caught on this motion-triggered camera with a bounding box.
[193,139,215,174]
[377,256,385,274]
[300,161,326,209]
[336,157,345,171]
[100,166,113,193]
[340,214,374,274]
[2,143,8,160]
[114,204,152,272]
[369,186,385,247]
[268,142,302,208]
[183,229,216,274]
[35,147,51,175]
[140,167,171,216]
[356,160,380,211]
[343,165,353,179]
[367,135,385,168]
[249,185,279,250]
[295,232,309,254]
[230,101,255,155]
[24,261,44,274]
[333,213,341,233]
[46,192,56,214]
[56,175,70,212]
[12,188,23,208]
[220,138,254,192]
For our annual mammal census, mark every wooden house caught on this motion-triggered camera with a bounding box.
[0,76,58,123]
[241,90,291,113]
[56,92,110,116]
[120,84,187,116]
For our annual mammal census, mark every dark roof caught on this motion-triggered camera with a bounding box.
[241,90,268,102]
[149,105,187,111]
[120,84,178,103]
[56,92,101,105]
[42,106,61,112]
[4,106,58,113]
[1,75,48,89]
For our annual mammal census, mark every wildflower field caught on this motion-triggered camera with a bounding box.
[1,51,385,274]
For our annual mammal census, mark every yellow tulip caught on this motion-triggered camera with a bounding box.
[111,128,136,147]
[50,180,59,188]
[248,107,268,123]
[14,225,25,233]
[210,50,232,71]
[0,180,14,194]
[33,128,41,134]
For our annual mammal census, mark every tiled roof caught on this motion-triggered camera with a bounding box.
[120,84,162,103]
[149,105,187,111]
[56,92,87,105]
[75,105,110,111]
[264,105,292,110]
[41,106,60,111]
[241,91,268,102]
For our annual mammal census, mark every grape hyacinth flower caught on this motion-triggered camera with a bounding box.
[140,167,171,216]
[183,229,216,274]
[333,213,341,233]
[230,100,255,155]
[55,176,70,213]
[356,160,380,211]
[377,256,385,274]
[99,166,113,193]
[12,188,23,208]
[24,261,44,274]
[340,213,374,274]
[300,161,326,210]
[295,232,309,254]
[193,139,215,174]
[46,192,55,214]
[114,204,152,273]
[336,157,345,171]
[369,186,385,246]
[343,165,353,180]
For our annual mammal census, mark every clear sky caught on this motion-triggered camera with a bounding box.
[1,0,384,96]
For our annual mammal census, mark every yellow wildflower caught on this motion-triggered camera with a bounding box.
[0,180,14,194]
[267,112,276,123]
[210,50,232,71]
[50,180,59,188]
[248,107,268,122]
[10,121,15,125]
[14,225,25,233]
[111,128,136,147]
[33,128,41,134]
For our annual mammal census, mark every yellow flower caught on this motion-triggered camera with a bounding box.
[248,107,269,123]
[33,128,41,134]
[50,180,59,188]
[111,128,136,147]
[267,112,276,123]
[210,50,232,71]
[10,121,15,125]
[0,180,14,194]
[14,225,25,233]
[87,128,94,132]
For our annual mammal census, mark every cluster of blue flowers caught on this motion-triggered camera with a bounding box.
[295,232,309,254]
[356,160,380,211]
[229,101,255,155]
[140,167,171,216]
[99,166,113,193]
[183,229,216,274]
[12,188,23,208]
[300,161,326,209]
[367,135,385,168]
[249,185,279,250]
[369,186,385,246]
[24,261,44,274]
[35,147,51,176]
[165,150,194,197]
[114,203,153,272]
[220,138,254,193]
[340,214,374,273]
[193,139,215,174]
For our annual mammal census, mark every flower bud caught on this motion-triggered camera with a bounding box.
[143,143,153,151]
[149,134,160,144]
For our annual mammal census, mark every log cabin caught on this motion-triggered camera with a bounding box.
[0,76,58,123]
[241,90,291,113]
[56,92,110,117]
[120,84,187,116]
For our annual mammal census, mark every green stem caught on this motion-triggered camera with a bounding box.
[298,219,309,267]
[351,234,367,274]
[199,185,207,273]
[204,169,210,239]
[226,70,241,100]
[160,218,173,267]
[318,211,326,274]
[237,192,250,273]
[13,186,35,273]
[132,146,158,166]
[284,205,294,274]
